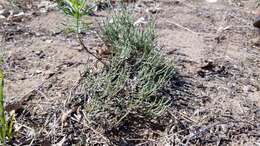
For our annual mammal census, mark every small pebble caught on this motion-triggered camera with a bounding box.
[0,15,5,19]
[206,0,218,3]
[45,39,53,44]
[35,50,45,59]
[0,9,10,17]
[35,70,42,74]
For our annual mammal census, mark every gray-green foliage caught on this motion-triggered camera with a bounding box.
[84,11,175,127]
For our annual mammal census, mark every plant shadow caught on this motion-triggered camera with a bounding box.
[104,70,201,145]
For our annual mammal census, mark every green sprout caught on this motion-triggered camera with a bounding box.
[57,0,96,34]
[0,57,15,145]
[57,0,107,67]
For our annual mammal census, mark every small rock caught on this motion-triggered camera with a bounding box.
[17,74,26,80]
[38,1,50,9]
[251,36,260,46]
[11,12,25,22]
[134,16,148,26]
[32,11,41,17]
[35,70,42,74]
[35,50,45,59]
[44,71,55,79]
[146,5,162,14]
[0,9,10,17]
[255,109,260,119]
[0,15,5,19]
[35,32,43,37]
[38,1,57,12]
[201,60,215,71]
[173,0,181,5]
[16,56,26,61]
[206,0,218,3]
[35,50,42,55]
[44,64,51,70]
[13,12,25,17]
[39,8,47,13]
[45,39,53,44]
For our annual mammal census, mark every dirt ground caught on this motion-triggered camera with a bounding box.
[0,0,259,145]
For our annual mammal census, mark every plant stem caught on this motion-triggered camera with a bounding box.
[76,15,80,34]
[74,15,108,70]
[114,111,130,126]
[0,67,6,145]
[77,34,109,70]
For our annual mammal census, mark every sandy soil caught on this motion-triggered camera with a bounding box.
[0,0,259,145]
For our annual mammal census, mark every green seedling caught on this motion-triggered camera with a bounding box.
[57,0,96,34]
[0,58,15,145]
[57,0,107,67]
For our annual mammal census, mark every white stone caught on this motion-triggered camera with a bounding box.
[206,0,218,3]
[0,15,5,19]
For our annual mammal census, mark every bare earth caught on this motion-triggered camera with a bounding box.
[0,0,259,145]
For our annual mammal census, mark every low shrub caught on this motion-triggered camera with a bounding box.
[57,1,175,141]
[84,11,175,128]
